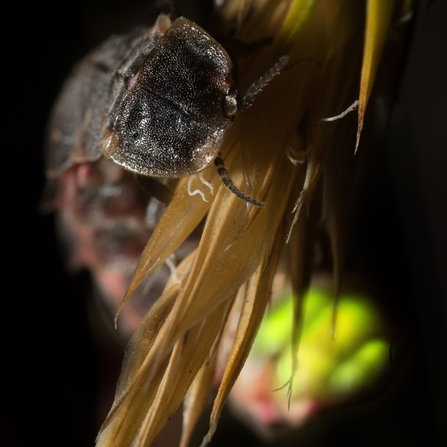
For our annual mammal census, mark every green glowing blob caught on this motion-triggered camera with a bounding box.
[250,285,389,404]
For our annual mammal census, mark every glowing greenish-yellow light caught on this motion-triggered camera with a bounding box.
[328,338,389,397]
[251,285,389,403]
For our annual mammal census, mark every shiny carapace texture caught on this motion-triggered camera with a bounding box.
[46,15,237,180]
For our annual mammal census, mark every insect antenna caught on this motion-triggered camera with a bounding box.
[214,152,263,207]
[238,55,290,111]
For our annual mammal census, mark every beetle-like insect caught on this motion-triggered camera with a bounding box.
[44,12,286,333]
[46,14,288,207]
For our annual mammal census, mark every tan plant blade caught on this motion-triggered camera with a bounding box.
[96,253,196,446]
[288,1,364,239]
[179,286,248,447]
[179,291,247,447]
[125,161,288,441]
[113,161,222,323]
[97,332,171,447]
[180,353,218,447]
[356,0,395,151]
[133,295,236,447]
[116,250,197,397]
[225,6,331,239]
[100,153,295,447]
[202,230,283,446]
[154,147,298,374]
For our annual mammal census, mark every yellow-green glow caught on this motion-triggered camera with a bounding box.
[251,285,389,402]
[329,339,389,397]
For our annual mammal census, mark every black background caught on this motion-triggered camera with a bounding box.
[2,0,446,446]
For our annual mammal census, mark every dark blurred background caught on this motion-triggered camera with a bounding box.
[2,0,446,446]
